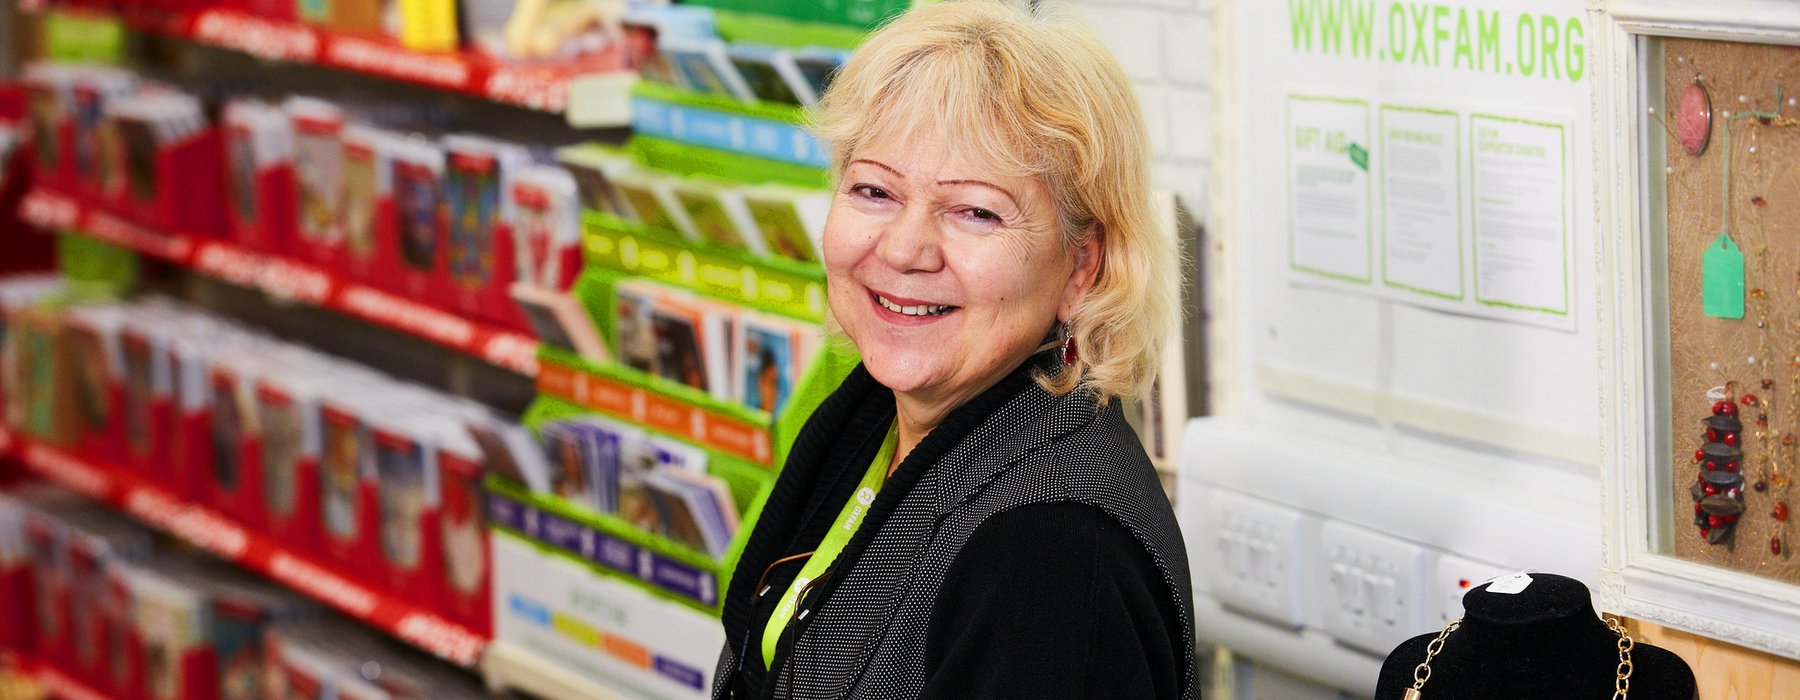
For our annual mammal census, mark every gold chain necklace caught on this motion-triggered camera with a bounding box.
[1403,617,1635,699]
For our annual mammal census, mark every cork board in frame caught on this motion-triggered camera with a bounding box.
[1595,2,1800,661]
[1660,37,1800,586]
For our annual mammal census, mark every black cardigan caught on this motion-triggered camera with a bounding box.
[712,357,1198,700]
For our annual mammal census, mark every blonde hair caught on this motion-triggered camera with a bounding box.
[813,0,1178,403]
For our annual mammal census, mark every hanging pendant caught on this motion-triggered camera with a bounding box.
[1693,400,1748,545]
[1679,81,1713,156]
[1703,233,1746,319]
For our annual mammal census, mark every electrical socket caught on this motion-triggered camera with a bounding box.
[1317,519,1427,655]
[1429,553,1514,627]
[1204,489,1314,628]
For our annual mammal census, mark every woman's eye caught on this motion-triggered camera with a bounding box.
[962,208,1000,223]
[851,184,892,200]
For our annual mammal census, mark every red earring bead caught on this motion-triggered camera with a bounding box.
[1727,461,1740,472]
[1695,448,1707,462]
[1743,393,1760,406]
[1701,527,1712,538]
[1707,429,1720,442]
[1705,461,1719,471]
[1716,400,1737,415]
[1725,433,1740,446]
[1695,503,1704,515]
[1708,515,1724,528]
[1776,502,1790,522]
[1774,537,1784,556]
[1705,485,1720,495]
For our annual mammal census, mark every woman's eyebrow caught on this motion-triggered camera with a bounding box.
[849,158,905,179]
[937,179,1019,206]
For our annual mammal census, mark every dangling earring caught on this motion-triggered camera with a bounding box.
[1060,322,1079,365]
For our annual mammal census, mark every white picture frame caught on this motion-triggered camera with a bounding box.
[1594,0,1800,658]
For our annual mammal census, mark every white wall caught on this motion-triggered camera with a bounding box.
[1065,0,1214,221]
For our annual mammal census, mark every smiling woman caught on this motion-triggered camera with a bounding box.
[711,2,1194,699]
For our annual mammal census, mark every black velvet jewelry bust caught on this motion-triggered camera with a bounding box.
[1374,573,1696,700]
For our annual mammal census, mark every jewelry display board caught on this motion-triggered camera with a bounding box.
[1594,0,1800,659]
[1660,38,1800,584]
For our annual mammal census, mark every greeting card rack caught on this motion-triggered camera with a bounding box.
[482,36,861,694]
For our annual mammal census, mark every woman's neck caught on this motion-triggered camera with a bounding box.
[890,371,1012,474]
[891,398,938,475]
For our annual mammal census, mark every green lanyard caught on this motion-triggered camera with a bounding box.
[761,422,898,667]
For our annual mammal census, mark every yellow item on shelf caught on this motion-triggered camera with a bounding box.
[397,0,460,52]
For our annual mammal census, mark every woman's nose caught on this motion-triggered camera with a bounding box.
[875,206,945,273]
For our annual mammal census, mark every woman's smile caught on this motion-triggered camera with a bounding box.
[868,289,959,323]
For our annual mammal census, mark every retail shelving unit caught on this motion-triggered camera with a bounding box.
[3,2,919,697]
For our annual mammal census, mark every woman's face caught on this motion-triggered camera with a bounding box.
[824,128,1098,409]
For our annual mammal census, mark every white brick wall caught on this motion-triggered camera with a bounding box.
[1066,0,1214,218]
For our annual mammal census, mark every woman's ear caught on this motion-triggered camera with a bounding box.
[1059,223,1104,322]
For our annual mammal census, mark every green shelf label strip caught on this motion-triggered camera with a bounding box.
[582,214,828,323]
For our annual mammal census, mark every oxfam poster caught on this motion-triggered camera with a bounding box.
[1268,1,1584,328]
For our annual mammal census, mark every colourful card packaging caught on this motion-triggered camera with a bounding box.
[541,419,602,509]
[443,134,529,320]
[340,124,395,282]
[649,290,734,399]
[61,304,128,463]
[285,97,348,266]
[206,342,288,526]
[792,47,852,99]
[255,362,325,556]
[433,422,491,633]
[727,44,813,106]
[223,99,297,253]
[59,506,153,686]
[210,572,309,700]
[22,63,75,185]
[69,65,137,196]
[119,302,180,475]
[613,279,662,375]
[317,389,375,573]
[661,37,755,101]
[671,177,769,255]
[510,282,608,363]
[387,136,449,300]
[612,168,698,239]
[370,411,440,594]
[740,183,830,263]
[125,564,209,700]
[507,163,581,291]
[734,311,813,415]
[555,143,637,219]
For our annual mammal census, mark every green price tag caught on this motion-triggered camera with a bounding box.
[1703,233,1745,319]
